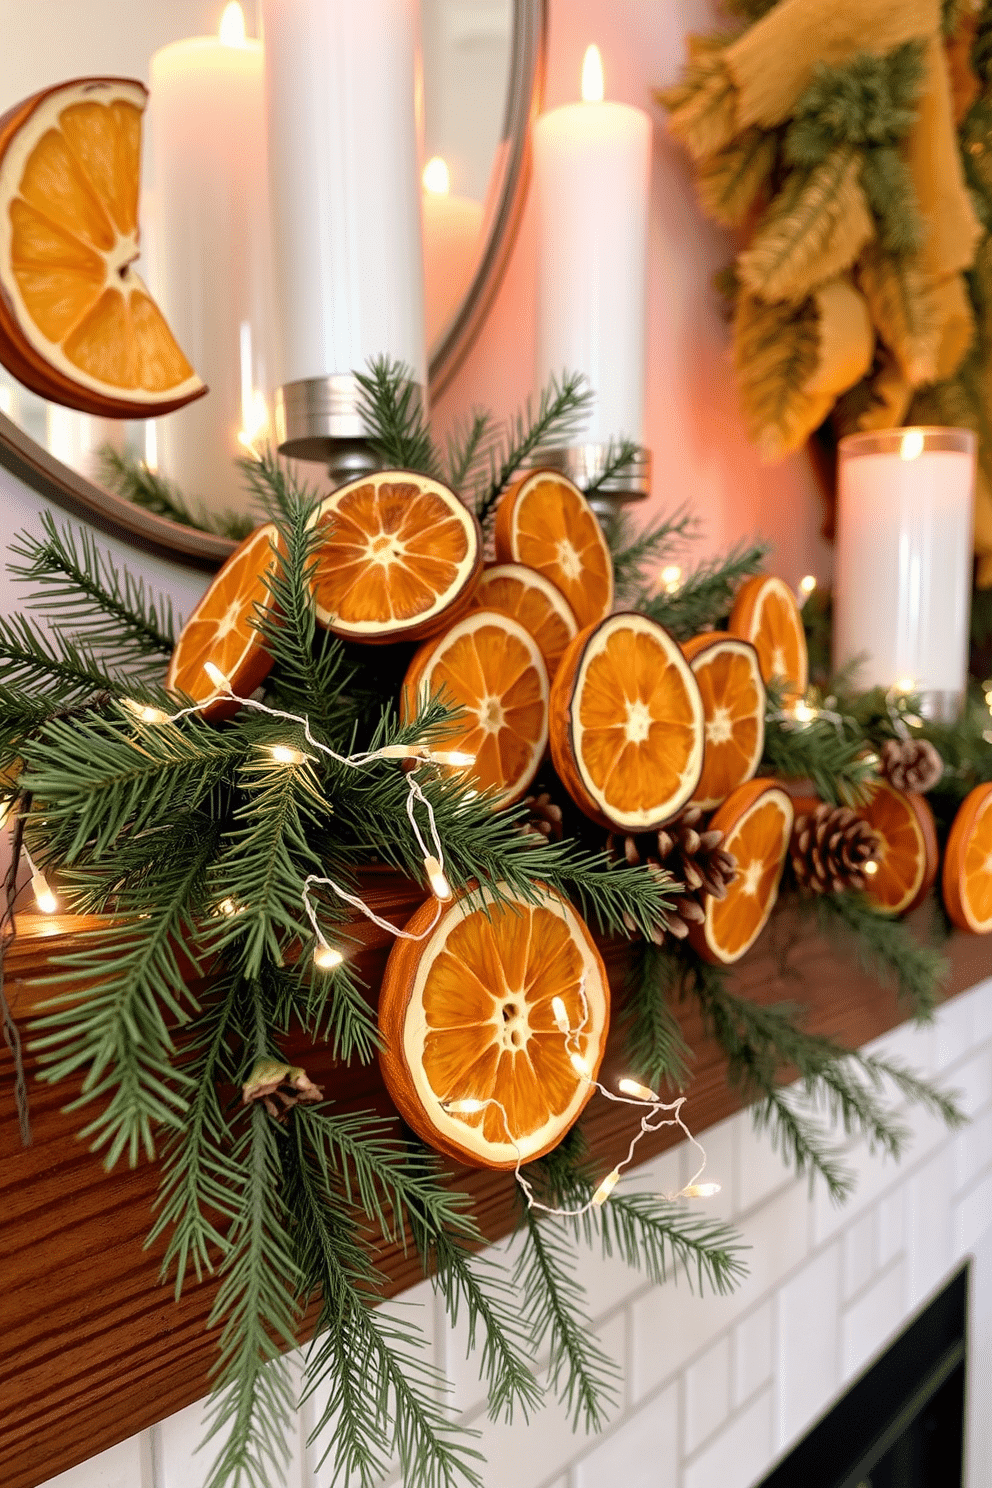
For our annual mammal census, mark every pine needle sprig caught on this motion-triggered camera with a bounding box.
[8,512,177,669]
[236,446,322,525]
[100,446,255,540]
[473,371,592,529]
[809,890,949,1019]
[761,696,876,804]
[620,942,694,1094]
[356,358,442,478]
[749,1088,855,1201]
[636,541,769,640]
[0,610,128,702]
[443,409,499,495]
[581,437,643,496]
[514,1205,621,1432]
[602,504,700,605]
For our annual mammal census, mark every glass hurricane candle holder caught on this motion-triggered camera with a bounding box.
[833,427,976,720]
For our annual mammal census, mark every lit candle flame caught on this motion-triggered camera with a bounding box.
[581,44,604,103]
[900,429,924,461]
[219,1,247,45]
[422,156,450,196]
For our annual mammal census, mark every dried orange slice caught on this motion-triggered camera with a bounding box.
[682,632,766,810]
[470,563,578,680]
[493,468,613,628]
[689,779,793,964]
[858,779,938,917]
[0,78,205,417]
[378,882,609,1169]
[165,523,280,720]
[728,575,808,705]
[549,612,704,832]
[943,783,992,933]
[309,471,482,644]
[400,610,549,803]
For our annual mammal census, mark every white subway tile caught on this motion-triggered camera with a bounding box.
[683,1113,738,1223]
[946,1047,992,1118]
[906,1151,954,1309]
[842,1209,877,1301]
[684,1334,731,1455]
[840,1260,905,1381]
[37,1436,152,1488]
[867,1015,936,1076]
[876,1186,905,1269]
[969,979,992,1043]
[156,1355,307,1488]
[732,1301,773,1407]
[936,995,976,1071]
[954,1171,992,1256]
[953,1107,992,1194]
[775,1243,841,1451]
[735,1111,794,1216]
[572,1381,679,1488]
[811,1137,903,1247]
[682,1386,774,1488]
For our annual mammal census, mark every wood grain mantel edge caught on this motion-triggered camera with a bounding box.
[2,905,990,1488]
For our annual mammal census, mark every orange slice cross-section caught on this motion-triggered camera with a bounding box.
[470,563,578,680]
[682,632,766,810]
[550,612,704,832]
[729,575,808,705]
[165,523,280,720]
[0,78,205,416]
[494,468,614,629]
[378,883,610,1169]
[943,782,992,933]
[859,778,938,917]
[309,471,482,644]
[689,778,793,964]
[400,609,549,804]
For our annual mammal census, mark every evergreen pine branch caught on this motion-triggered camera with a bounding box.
[356,357,442,478]
[749,1087,855,1201]
[443,409,499,494]
[601,504,699,605]
[635,542,769,640]
[581,437,643,496]
[620,941,694,1093]
[8,512,176,668]
[236,446,322,525]
[809,890,949,1019]
[514,1205,620,1431]
[99,446,255,540]
[761,701,876,804]
[473,372,593,528]
[860,1053,967,1131]
[0,611,129,701]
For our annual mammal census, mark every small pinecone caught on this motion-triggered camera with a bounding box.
[790,803,880,894]
[608,804,737,943]
[519,790,564,842]
[879,738,943,794]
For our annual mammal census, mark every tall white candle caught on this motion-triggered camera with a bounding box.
[834,428,976,708]
[422,157,483,347]
[533,45,651,445]
[261,0,426,391]
[147,4,273,518]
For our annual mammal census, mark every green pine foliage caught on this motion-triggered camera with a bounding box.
[100,446,256,540]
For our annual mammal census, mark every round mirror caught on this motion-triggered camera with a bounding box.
[0,0,546,566]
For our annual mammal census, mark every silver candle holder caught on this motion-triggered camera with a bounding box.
[274,373,426,488]
[542,443,651,520]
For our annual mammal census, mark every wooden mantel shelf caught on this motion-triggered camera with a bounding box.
[2,902,990,1488]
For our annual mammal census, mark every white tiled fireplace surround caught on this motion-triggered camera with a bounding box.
[40,978,992,1488]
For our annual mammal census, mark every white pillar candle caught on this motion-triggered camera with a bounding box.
[146,3,273,518]
[533,45,651,445]
[261,0,426,391]
[422,157,482,347]
[834,428,976,708]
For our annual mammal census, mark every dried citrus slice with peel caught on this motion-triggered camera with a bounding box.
[470,563,577,680]
[0,78,205,416]
[165,523,280,720]
[309,471,481,644]
[378,882,609,1169]
[549,612,704,832]
[494,468,613,629]
[858,779,938,917]
[728,575,808,705]
[400,610,549,804]
[943,783,992,933]
[689,779,793,964]
[682,632,766,810]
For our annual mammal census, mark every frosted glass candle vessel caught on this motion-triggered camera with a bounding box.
[834,428,976,717]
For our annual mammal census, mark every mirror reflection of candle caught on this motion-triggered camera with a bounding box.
[533,44,651,448]
[422,156,483,347]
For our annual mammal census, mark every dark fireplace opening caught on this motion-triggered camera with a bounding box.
[757,1264,969,1488]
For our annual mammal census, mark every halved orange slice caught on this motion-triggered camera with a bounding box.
[165,523,280,720]
[493,468,613,629]
[943,783,992,933]
[549,612,704,832]
[309,471,482,644]
[728,575,808,705]
[689,778,793,964]
[400,609,549,803]
[378,882,609,1169]
[682,632,766,810]
[0,78,205,417]
[858,779,938,916]
[470,563,578,680]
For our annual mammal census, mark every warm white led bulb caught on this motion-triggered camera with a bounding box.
[269,744,305,765]
[204,661,230,691]
[683,1182,721,1199]
[378,744,423,760]
[591,1168,620,1207]
[423,854,452,901]
[569,1050,590,1078]
[863,859,879,877]
[313,943,344,971]
[32,873,58,914]
[123,698,171,725]
[617,1077,658,1103]
[432,750,476,767]
[799,574,817,596]
[551,996,571,1033]
[217,897,238,916]
[660,564,682,594]
[446,1097,486,1115]
[791,699,817,725]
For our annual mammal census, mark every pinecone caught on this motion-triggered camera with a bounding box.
[608,804,737,943]
[878,738,943,794]
[790,803,880,894]
[518,790,564,842]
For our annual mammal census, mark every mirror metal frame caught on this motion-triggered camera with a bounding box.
[0,0,547,570]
